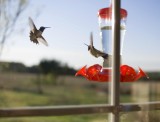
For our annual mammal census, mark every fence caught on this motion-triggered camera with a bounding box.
[0,102,160,118]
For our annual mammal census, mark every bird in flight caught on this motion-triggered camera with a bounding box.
[84,32,108,59]
[28,17,50,46]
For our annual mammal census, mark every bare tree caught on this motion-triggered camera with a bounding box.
[0,0,28,57]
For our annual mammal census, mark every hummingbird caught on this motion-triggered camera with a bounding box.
[84,32,108,59]
[28,17,50,46]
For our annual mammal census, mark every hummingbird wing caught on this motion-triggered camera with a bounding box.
[28,17,37,33]
[37,36,48,46]
[90,32,94,48]
[89,32,108,59]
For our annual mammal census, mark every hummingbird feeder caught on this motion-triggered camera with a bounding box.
[75,4,149,82]
[75,64,149,82]
[98,5,127,67]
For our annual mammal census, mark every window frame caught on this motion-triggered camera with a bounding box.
[0,0,160,122]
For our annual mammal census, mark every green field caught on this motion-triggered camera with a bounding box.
[0,73,159,122]
[0,87,130,122]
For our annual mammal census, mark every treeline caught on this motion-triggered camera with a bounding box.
[0,60,160,81]
[142,72,160,81]
[0,59,76,75]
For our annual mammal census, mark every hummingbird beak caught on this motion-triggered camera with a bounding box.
[44,27,51,28]
[84,43,90,50]
[84,43,89,47]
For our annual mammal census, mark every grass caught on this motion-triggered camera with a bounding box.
[0,86,132,122]
[0,84,133,107]
[0,86,109,107]
[0,73,159,121]
[0,114,108,122]
[0,86,110,122]
[0,86,135,122]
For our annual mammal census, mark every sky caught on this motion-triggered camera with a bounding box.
[1,0,160,71]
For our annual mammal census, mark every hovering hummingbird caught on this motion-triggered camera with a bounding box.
[84,32,108,59]
[28,17,50,46]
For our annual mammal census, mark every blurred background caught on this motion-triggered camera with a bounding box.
[0,0,160,122]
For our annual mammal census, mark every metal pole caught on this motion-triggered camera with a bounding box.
[110,0,121,122]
